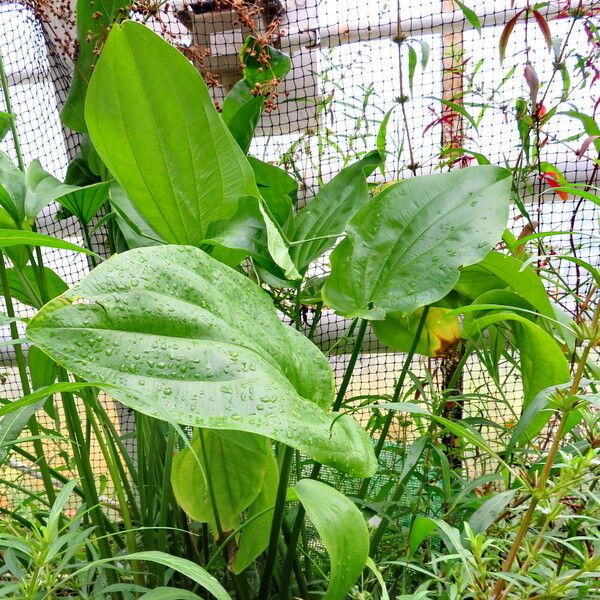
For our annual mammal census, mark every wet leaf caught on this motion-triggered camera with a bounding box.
[294,479,369,600]
[323,166,511,319]
[27,246,376,477]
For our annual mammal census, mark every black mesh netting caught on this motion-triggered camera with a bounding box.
[1,0,598,493]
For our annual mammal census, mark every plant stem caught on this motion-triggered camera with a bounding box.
[491,298,599,599]
[0,47,25,170]
[82,222,99,268]
[279,318,369,597]
[0,251,56,504]
[357,307,429,501]
[258,444,295,599]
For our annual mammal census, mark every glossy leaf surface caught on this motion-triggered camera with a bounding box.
[27,246,376,477]
[295,479,369,600]
[85,21,259,246]
[323,166,511,318]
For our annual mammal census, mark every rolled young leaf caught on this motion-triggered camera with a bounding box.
[230,445,278,574]
[171,430,269,533]
[85,21,259,246]
[26,245,376,477]
[323,166,511,319]
[294,479,370,600]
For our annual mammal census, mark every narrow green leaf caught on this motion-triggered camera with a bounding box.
[409,516,437,556]
[456,251,554,319]
[295,479,369,600]
[0,382,108,417]
[408,45,417,94]
[438,99,479,132]
[89,552,231,600]
[468,489,516,534]
[140,588,203,600]
[0,229,101,259]
[455,1,482,33]
[290,151,383,272]
[0,111,15,142]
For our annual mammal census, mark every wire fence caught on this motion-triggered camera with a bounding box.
[0,0,598,494]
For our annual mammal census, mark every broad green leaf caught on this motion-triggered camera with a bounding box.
[27,246,376,477]
[222,81,266,154]
[0,229,100,259]
[323,166,511,319]
[465,311,569,434]
[203,196,299,280]
[0,111,14,142]
[4,266,67,309]
[85,21,259,246]
[171,430,268,532]
[249,156,297,225]
[372,306,460,357]
[61,0,132,132]
[290,150,383,272]
[231,444,278,573]
[294,479,369,600]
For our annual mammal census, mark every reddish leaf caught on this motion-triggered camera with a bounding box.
[499,10,524,64]
[576,135,600,159]
[532,10,552,50]
[541,171,568,200]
